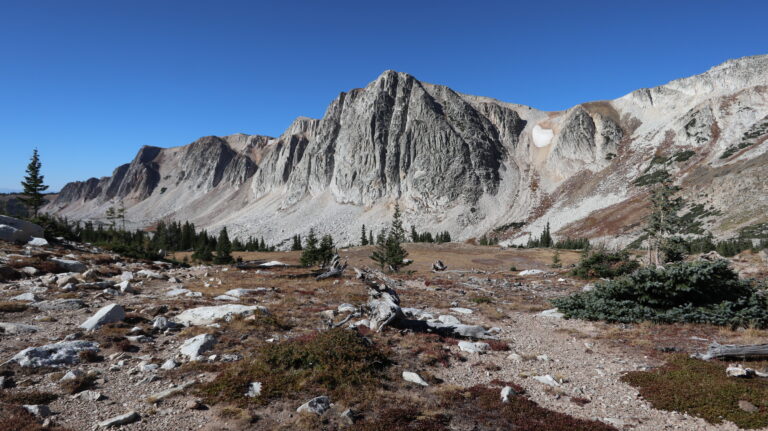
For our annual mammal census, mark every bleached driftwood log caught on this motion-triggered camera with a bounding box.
[696,342,768,361]
[316,255,347,281]
[432,260,447,271]
[354,268,493,339]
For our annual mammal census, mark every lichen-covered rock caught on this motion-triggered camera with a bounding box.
[10,340,99,367]
[172,304,267,326]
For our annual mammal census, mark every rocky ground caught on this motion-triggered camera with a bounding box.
[2,240,768,430]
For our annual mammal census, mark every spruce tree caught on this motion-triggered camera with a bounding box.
[370,204,411,272]
[318,234,335,267]
[411,225,419,242]
[213,227,234,264]
[291,234,303,251]
[20,149,49,218]
[391,202,406,243]
[369,231,374,246]
[300,228,319,267]
[360,225,368,246]
[645,180,686,265]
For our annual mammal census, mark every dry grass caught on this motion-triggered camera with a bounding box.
[0,301,29,313]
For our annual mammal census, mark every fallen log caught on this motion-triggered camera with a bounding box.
[432,260,447,271]
[354,267,494,339]
[695,342,768,361]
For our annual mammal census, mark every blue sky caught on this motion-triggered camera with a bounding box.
[1,0,766,192]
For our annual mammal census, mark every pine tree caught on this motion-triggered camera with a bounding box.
[20,149,49,218]
[361,225,368,246]
[411,226,419,242]
[214,227,234,264]
[300,229,319,267]
[105,206,117,229]
[369,231,374,246]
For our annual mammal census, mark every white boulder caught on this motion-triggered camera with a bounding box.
[80,304,125,331]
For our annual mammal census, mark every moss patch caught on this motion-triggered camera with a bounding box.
[623,354,768,428]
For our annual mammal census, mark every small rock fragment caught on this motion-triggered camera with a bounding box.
[98,411,140,427]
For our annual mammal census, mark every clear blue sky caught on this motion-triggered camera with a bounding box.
[1,0,766,192]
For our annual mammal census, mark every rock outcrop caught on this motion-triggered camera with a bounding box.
[46,55,768,246]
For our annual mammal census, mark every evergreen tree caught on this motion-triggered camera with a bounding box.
[318,234,336,267]
[390,202,406,243]
[214,227,234,264]
[369,231,374,246]
[551,249,562,268]
[291,234,303,251]
[645,180,685,265]
[370,204,411,272]
[300,228,319,267]
[20,149,49,217]
[410,226,419,242]
[360,225,368,246]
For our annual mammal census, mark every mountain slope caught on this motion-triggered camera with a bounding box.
[47,55,768,247]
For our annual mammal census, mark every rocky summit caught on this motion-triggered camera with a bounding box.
[47,55,768,247]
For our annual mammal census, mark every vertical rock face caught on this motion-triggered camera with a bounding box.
[47,55,768,246]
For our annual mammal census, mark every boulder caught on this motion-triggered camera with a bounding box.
[137,269,165,279]
[402,371,428,386]
[80,304,125,330]
[296,396,331,415]
[172,304,268,326]
[33,299,86,311]
[27,237,49,247]
[458,341,491,353]
[10,340,99,367]
[438,315,461,325]
[10,292,38,302]
[50,258,87,273]
[23,405,52,418]
[538,308,565,319]
[180,334,216,359]
[120,271,134,281]
[0,322,39,334]
[245,382,262,398]
[0,215,44,243]
[519,269,545,276]
[532,375,561,387]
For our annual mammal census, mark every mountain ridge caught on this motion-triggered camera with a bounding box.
[47,54,768,248]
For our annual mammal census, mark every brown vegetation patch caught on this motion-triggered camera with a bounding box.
[623,354,768,428]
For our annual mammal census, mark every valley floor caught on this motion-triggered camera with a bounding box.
[1,241,767,430]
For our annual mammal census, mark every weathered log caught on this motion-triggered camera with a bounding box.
[316,255,348,280]
[695,342,768,361]
[353,267,493,339]
[432,260,447,271]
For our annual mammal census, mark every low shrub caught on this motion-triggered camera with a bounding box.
[197,328,389,406]
[0,404,74,431]
[554,260,768,328]
[437,385,616,430]
[0,302,29,313]
[570,250,639,279]
[623,354,768,428]
[60,373,97,394]
[0,391,58,405]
